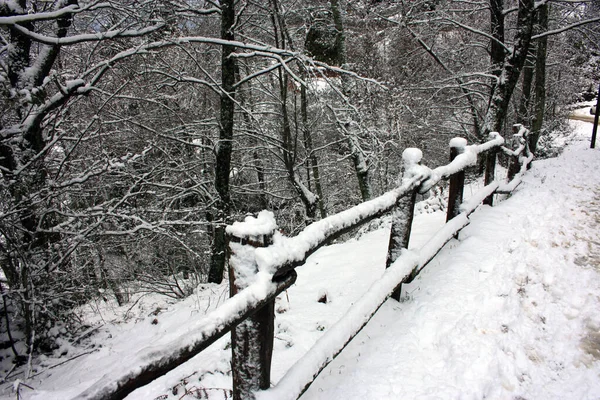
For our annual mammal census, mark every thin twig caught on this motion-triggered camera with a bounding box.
[0,364,16,383]
[28,349,99,379]
[124,292,152,320]
[71,324,104,345]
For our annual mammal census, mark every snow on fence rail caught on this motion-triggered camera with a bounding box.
[74,126,533,400]
[497,124,534,193]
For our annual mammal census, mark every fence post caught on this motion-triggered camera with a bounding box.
[227,212,277,400]
[591,82,599,149]
[446,138,467,222]
[386,148,420,301]
[507,124,524,180]
[522,126,532,170]
[483,132,500,206]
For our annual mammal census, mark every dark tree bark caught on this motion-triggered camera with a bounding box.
[518,50,536,125]
[483,0,536,135]
[301,83,326,219]
[330,0,372,201]
[0,0,78,347]
[489,0,506,86]
[270,0,319,224]
[531,3,549,153]
[208,0,237,283]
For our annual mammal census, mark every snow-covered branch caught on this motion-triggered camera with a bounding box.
[234,58,295,89]
[234,51,306,85]
[0,2,107,24]
[12,23,166,46]
[531,16,600,39]
[310,60,387,89]
[81,37,300,81]
[442,18,512,53]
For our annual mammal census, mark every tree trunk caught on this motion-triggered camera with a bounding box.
[483,0,536,136]
[347,125,372,200]
[208,0,236,284]
[530,4,549,153]
[237,63,269,211]
[254,151,269,210]
[279,72,318,223]
[331,0,372,201]
[301,84,326,218]
[518,49,536,125]
[270,0,319,224]
[489,0,505,88]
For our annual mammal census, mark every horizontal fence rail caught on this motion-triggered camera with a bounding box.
[75,272,296,400]
[497,124,534,193]
[256,161,509,400]
[258,133,505,280]
[74,127,534,400]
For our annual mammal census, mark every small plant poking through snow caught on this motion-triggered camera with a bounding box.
[318,289,329,304]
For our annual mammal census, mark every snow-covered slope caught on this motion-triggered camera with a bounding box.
[302,119,600,399]
[5,119,600,400]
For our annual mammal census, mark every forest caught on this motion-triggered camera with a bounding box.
[0,0,598,370]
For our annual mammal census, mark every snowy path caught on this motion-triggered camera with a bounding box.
[569,104,597,123]
[298,121,600,399]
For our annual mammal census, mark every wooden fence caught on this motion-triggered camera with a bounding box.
[75,125,533,400]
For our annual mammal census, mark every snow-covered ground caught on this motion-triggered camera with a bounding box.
[301,119,600,399]
[3,117,600,399]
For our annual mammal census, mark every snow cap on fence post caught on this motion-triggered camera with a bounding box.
[401,148,424,187]
[512,123,524,135]
[449,137,468,153]
[226,210,277,244]
[513,124,532,161]
[227,210,277,291]
[512,123,530,148]
[402,147,423,168]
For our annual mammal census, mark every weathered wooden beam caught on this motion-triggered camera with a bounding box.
[483,132,500,206]
[386,148,420,300]
[271,175,426,281]
[268,135,504,281]
[75,271,296,400]
[258,181,499,400]
[228,212,278,400]
[446,138,467,222]
[591,83,599,149]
